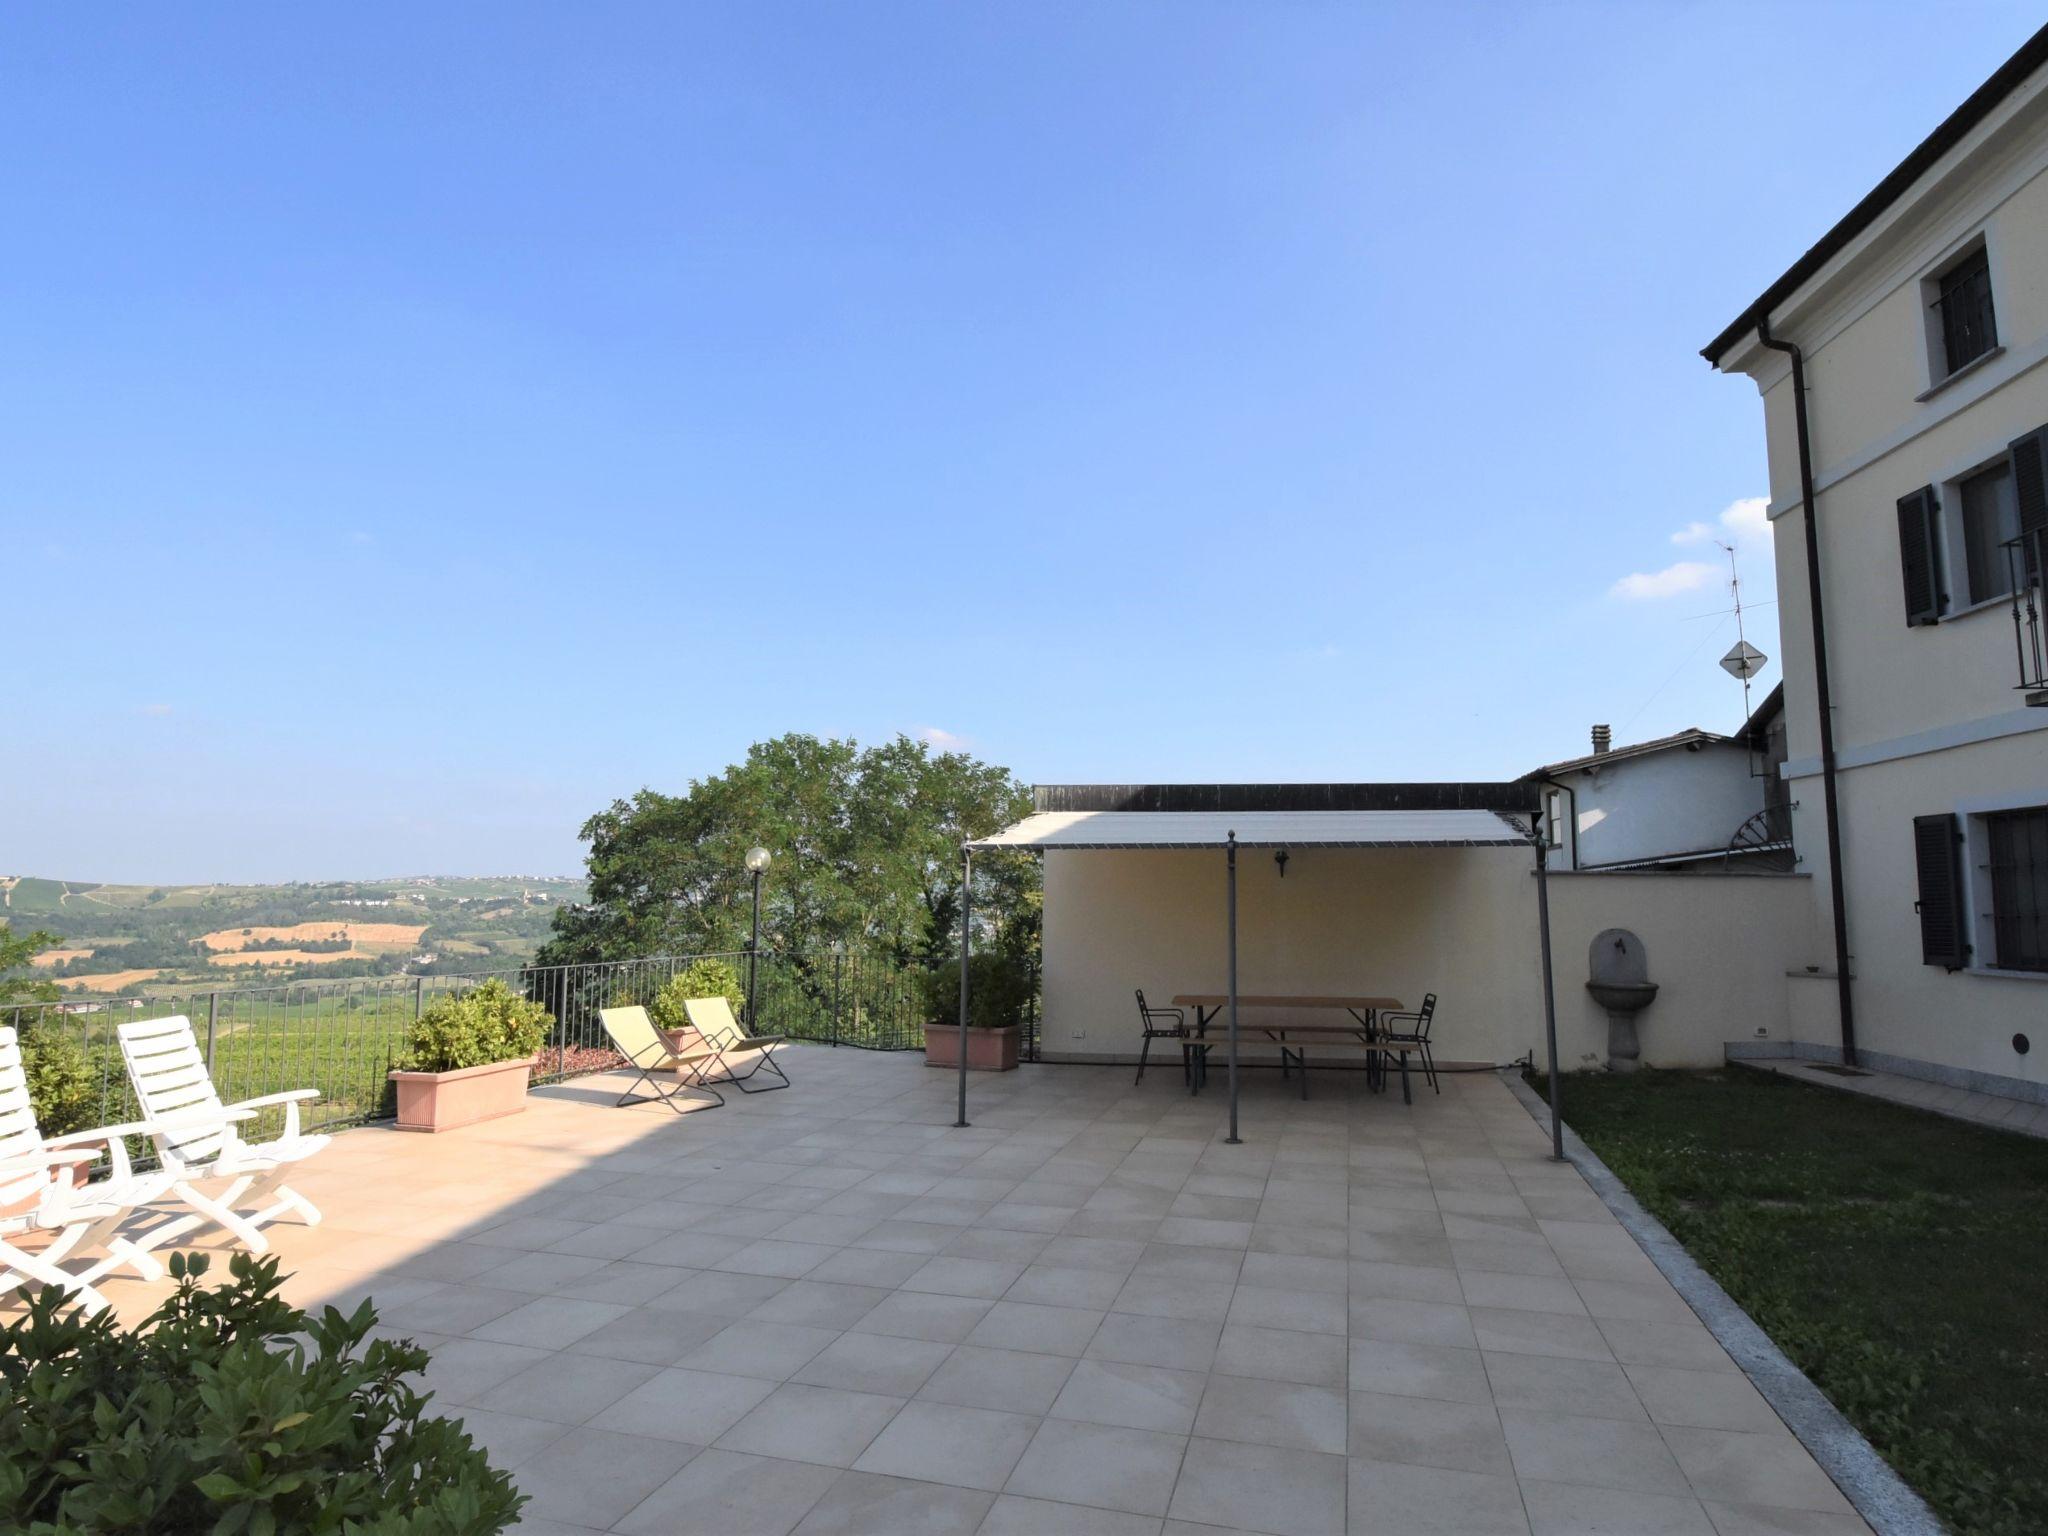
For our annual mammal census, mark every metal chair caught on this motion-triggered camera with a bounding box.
[1374,994,1438,1094]
[1133,990,1189,1086]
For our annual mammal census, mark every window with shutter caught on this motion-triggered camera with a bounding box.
[1984,806,2048,972]
[1913,813,1967,969]
[1896,486,1942,624]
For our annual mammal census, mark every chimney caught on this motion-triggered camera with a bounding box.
[1591,723,1612,755]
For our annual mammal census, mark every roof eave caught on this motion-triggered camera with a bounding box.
[1701,21,2048,368]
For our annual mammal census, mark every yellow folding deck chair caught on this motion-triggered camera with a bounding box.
[681,996,791,1095]
[597,1006,726,1112]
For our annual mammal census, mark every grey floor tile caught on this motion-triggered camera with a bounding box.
[1482,1352,1647,1421]
[1170,1435,1347,1536]
[715,1381,908,1468]
[467,1295,629,1349]
[1502,1409,1692,1494]
[795,1331,955,1396]
[589,1365,779,1444]
[1215,1322,1348,1387]
[1348,1339,1492,1404]
[1471,1308,1614,1362]
[748,1279,891,1329]
[854,1399,1040,1491]
[1521,1479,1716,1536]
[1006,1418,1186,1517]
[1347,1390,1512,1475]
[1346,1457,1529,1536]
[613,1447,841,1536]
[979,1492,1166,1535]
[1049,1359,1206,1434]
[1661,1427,1857,1515]
[792,1469,997,1534]
[515,1426,704,1530]
[967,1300,1107,1356]
[1086,1312,1222,1372]
[472,1350,657,1425]
[1627,1366,1789,1434]
[677,1320,841,1380]
[1192,1373,1347,1455]
[1006,1263,1131,1310]
[920,1345,1076,1415]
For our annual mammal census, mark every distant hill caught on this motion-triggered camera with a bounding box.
[1,874,588,997]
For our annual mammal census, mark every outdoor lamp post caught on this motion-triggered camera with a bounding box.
[745,846,772,1027]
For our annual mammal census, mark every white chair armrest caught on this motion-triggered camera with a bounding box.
[0,1147,102,1173]
[44,1108,255,1146]
[225,1089,322,1110]
[226,1087,320,1141]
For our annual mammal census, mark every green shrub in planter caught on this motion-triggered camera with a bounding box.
[0,1250,524,1534]
[647,959,747,1035]
[922,953,1032,1030]
[397,979,551,1074]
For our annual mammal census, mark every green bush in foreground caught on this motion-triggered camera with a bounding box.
[647,958,748,1034]
[398,978,551,1073]
[0,1251,524,1535]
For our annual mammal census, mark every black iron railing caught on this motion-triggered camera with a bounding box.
[2004,529,2045,700]
[0,948,956,1151]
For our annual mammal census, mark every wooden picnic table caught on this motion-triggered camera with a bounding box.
[1169,994,1421,1102]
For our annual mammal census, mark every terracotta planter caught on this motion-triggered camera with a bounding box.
[923,1023,1021,1072]
[388,1057,533,1133]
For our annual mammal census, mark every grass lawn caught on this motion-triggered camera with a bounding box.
[1541,1067,2048,1536]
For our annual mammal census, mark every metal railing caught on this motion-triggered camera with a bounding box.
[2004,529,2045,699]
[0,948,953,1150]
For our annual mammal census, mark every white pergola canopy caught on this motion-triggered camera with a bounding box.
[947,794,1563,1156]
[967,808,1530,851]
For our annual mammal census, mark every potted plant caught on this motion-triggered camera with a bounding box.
[922,952,1030,1072]
[387,978,551,1133]
[647,958,748,1051]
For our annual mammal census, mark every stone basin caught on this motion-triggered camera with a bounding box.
[1586,979,1659,1014]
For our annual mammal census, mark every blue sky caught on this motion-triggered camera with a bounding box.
[5,3,2041,882]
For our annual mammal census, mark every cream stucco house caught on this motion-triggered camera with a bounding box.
[1705,24,2048,1102]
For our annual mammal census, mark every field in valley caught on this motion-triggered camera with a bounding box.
[3,874,585,996]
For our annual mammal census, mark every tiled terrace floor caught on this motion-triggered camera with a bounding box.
[66,1049,1870,1535]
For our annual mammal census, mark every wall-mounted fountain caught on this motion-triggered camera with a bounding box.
[1586,928,1658,1072]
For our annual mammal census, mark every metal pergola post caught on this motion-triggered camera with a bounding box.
[955,846,972,1129]
[1225,831,1242,1145]
[1534,833,1564,1162]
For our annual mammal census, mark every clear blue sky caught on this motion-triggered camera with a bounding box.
[6,3,2040,882]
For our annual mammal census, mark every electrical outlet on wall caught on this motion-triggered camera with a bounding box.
[1071,1029,1086,1039]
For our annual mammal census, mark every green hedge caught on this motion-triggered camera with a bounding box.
[0,1252,523,1533]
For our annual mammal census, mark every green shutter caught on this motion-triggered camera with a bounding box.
[1913,813,1968,969]
[1896,487,1941,625]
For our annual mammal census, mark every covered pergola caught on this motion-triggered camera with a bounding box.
[951,801,1565,1153]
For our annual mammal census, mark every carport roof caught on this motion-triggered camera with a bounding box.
[965,808,1530,850]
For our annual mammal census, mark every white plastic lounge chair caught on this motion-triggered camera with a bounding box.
[681,996,790,1094]
[597,1006,726,1112]
[116,1015,326,1255]
[0,1025,202,1313]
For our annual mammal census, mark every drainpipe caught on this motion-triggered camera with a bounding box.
[1755,318,1857,1065]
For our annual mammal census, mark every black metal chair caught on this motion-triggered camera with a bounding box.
[1375,993,1439,1094]
[1133,990,1189,1086]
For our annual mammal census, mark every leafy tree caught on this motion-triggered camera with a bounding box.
[0,922,60,1006]
[538,733,1035,969]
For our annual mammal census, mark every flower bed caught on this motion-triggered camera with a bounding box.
[536,1043,627,1078]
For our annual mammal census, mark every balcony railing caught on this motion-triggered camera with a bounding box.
[1,946,1037,1156]
[2004,529,2046,704]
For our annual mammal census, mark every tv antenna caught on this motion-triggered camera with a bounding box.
[1715,542,1767,721]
